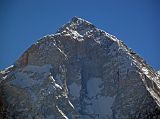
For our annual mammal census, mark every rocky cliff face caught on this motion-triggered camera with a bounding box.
[0,17,160,119]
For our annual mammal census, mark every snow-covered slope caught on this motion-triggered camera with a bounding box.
[0,17,160,119]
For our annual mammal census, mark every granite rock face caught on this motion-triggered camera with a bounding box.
[1,17,160,119]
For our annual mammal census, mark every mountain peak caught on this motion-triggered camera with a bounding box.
[70,16,84,22]
[1,17,160,119]
[70,16,92,25]
[57,17,95,35]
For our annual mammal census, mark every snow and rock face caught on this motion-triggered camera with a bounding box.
[1,17,160,119]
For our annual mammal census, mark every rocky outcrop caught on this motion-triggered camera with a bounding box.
[0,17,160,119]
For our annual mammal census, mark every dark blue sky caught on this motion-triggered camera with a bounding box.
[0,0,160,70]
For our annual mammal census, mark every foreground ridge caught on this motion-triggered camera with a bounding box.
[0,17,160,119]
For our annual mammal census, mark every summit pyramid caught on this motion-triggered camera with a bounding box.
[0,17,160,119]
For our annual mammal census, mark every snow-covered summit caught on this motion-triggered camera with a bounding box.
[58,16,95,33]
[0,17,160,119]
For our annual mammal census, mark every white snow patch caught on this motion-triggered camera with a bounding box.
[142,67,149,74]
[104,32,117,42]
[55,83,62,90]
[94,37,101,44]
[49,75,62,90]
[55,45,67,58]
[1,65,14,75]
[4,65,14,71]
[69,82,81,97]
[56,106,68,119]
[142,67,151,78]
[68,100,74,109]
[70,29,83,41]
[64,33,71,37]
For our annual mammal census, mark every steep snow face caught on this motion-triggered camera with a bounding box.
[1,17,160,119]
